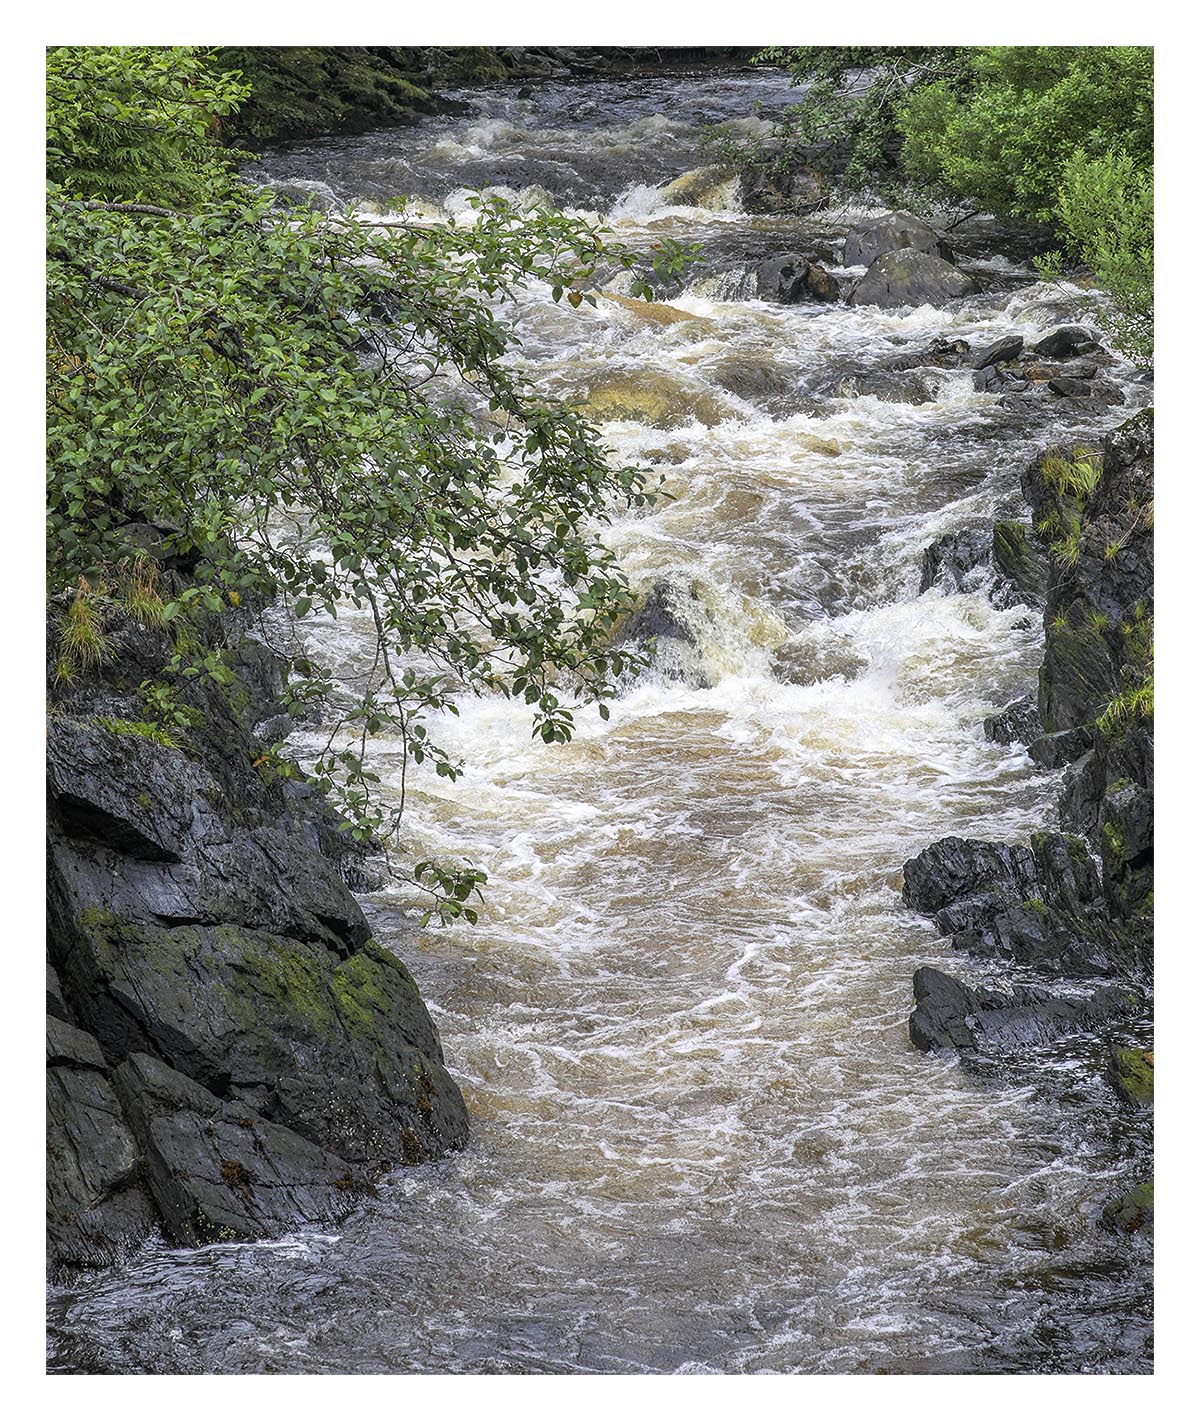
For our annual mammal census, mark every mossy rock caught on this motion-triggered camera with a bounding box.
[62,915,468,1169]
[1108,1044,1154,1108]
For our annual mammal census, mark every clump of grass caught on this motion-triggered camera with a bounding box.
[1042,448,1103,500]
[93,715,183,749]
[1098,674,1154,736]
[121,556,168,630]
[58,577,110,677]
[1050,527,1083,567]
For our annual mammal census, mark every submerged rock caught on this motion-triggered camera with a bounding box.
[919,528,992,595]
[579,370,732,429]
[848,249,978,309]
[616,579,716,687]
[661,164,738,209]
[1100,1180,1154,1233]
[909,966,1135,1055]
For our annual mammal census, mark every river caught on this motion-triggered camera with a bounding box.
[47,65,1152,1375]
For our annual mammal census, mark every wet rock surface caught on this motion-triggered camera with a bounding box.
[909,966,1136,1055]
[46,609,468,1270]
[843,211,954,268]
[848,248,978,309]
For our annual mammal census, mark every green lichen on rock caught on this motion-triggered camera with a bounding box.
[1108,1045,1153,1108]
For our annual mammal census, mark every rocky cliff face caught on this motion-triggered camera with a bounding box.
[903,410,1153,1222]
[47,598,468,1271]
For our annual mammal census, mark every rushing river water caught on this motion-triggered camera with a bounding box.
[48,67,1152,1375]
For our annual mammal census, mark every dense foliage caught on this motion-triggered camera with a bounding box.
[749,46,1153,364]
[47,46,684,920]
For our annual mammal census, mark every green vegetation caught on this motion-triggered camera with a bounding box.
[47,46,690,921]
[747,47,1153,364]
[92,716,185,749]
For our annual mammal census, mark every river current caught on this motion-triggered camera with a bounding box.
[47,67,1152,1375]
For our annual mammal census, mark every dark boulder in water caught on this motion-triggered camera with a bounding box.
[919,528,992,595]
[971,334,1024,370]
[755,253,838,304]
[616,579,715,687]
[909,966,1136,1055]
[984,694,1043,747]
[843,211,954,268]
[848,249,978,309]
[1029,325,1096,359]
[1100,1180,1154,1233]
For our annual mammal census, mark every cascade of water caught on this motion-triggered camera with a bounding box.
[49,69,1151,1376]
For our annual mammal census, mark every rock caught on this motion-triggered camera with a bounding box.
[991,521,1048,608]
[1107,1045,1153,1109]
[755,254,838,304]
[739,165,826,216]
[903,837,1037,920]
[848,249,978,310]
[579,370,733,429]
[1049,376,1092,398]
[882,338,971,372]
[919,529,992,595]
[1029,325,1095,358]
[1100,1180,1153,1233]
[601,291,716,329]
[1027,726,1093,769]
[48,715,368,953]
[909,966,1135,1055]
[661,164,738,209]
[843,211,954,268]
[1024,359,1099,383]
[971,335,1024,370]
[61,918,468,1170]
[984,694,1042,747]
[973,365,1003,393]
[616,579,715,687]
[113,1053,367,1247]
[46,601,472,1267]
[843,371,937,405]
[47,1019,158,1268]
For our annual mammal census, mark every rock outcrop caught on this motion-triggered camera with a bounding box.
[47,599,468,1271]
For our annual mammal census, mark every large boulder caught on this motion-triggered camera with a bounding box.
[843,211,954,268]
[46,609,471,1268]
[848,248,978,309]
